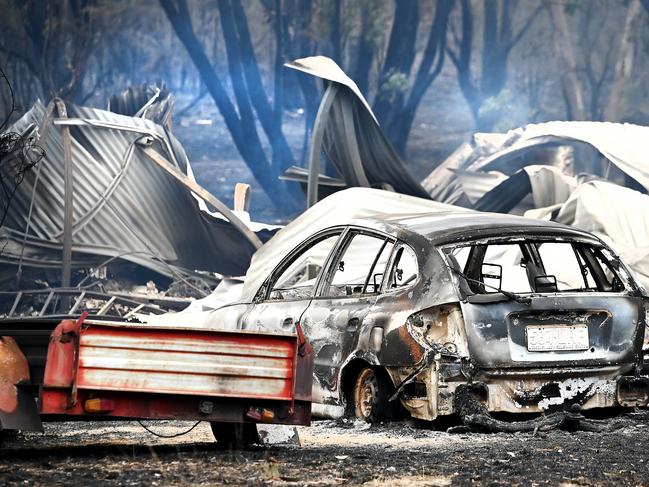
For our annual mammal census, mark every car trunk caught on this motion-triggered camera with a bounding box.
[460,294,644,370]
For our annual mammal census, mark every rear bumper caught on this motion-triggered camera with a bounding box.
[439,365,646,415]
[397,363,647,420]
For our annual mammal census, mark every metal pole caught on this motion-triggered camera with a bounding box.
[307,83,339,208]
[54,99,73,288]
[340,95,370,188]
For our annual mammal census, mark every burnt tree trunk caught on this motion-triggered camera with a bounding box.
[330,0,343,65]
[448,0,542,131]
[227,0,297,178]
[159,0,299,211]
[388,0,453,155]
[547,0,587,120]
[368,0,452,156]
[352,11,377,97]
[372,0,419,132]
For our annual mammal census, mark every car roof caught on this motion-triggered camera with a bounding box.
[349,211,599,245]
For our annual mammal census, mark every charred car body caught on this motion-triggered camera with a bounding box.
[206,211,649,422]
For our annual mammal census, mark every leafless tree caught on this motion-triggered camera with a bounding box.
[159,0,302,211]
[447,0,543,131]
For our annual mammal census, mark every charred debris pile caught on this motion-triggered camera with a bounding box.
[0,84,276,320]
[4,57,649,322]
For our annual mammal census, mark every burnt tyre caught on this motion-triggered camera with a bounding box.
[210,422,259,450]
[352,367,393,423]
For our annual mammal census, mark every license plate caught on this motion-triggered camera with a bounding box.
[526,325,589,352]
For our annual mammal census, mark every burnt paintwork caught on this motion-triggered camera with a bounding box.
[204,213,649,419]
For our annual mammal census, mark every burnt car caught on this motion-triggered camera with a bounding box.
[205,212,649,422]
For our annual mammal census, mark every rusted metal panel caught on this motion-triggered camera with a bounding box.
[39,318,313,426]
[74,323,297,401]
[0,335,42,431]
[0,336,30,414]
[41,389,312,425]
[42,318,81,389]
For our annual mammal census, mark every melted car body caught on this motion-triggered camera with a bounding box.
[205,212,648,421]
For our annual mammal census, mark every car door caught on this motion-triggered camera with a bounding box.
[300,229,395,405]
[241,229,344,333]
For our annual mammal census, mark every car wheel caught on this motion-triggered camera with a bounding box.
[210,422,259,450]
[352,367,391,423]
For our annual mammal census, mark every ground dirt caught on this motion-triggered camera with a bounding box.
[1,416,648,486]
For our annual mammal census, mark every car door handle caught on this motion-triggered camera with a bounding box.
[282,317,294,328]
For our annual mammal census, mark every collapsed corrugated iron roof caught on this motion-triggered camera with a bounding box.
[419,121,649,289]
[423,121,649,206]
[284,56,431,202]
[0,99,272,288]
[526,180,649,288]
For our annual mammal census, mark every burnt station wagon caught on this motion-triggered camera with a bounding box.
[206,212,649,422]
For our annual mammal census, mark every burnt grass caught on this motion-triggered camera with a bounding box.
[1,419,648,486]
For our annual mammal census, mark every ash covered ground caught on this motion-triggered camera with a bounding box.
[2,417,648,486]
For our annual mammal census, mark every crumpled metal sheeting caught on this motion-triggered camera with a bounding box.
[424,121,649,206]
[107,82,175,130]
[448,169,507,206]
[470,122,649,190]
[1,101,262,279]
[527,180,649,290]
[422,142,478,206]
[286,56,431,199]
[321,88,431,198]
[421,122,649,289]
[474,165,577,215]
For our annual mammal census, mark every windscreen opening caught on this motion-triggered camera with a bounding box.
[444,240,625,295]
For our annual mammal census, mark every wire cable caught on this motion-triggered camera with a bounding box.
[137,420,201,438]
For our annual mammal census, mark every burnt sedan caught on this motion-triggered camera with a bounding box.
[206,212,649,422]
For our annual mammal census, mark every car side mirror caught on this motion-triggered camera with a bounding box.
[481,263,502,290]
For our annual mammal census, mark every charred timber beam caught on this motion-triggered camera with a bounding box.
[139,145,262,249]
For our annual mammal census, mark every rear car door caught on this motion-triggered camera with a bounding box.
[300,229,395,405]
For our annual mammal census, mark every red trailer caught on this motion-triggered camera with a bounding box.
[1,313,314,448]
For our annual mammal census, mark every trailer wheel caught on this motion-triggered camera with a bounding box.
[352,367,391,423]
[210,422,259,450]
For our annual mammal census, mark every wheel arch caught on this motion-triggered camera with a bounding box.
[339,356,395,415]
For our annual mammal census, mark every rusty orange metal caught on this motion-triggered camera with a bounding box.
[75,323,297,400]
[40,319,314,426]
[0,336,30,414]
[42,318,81,390]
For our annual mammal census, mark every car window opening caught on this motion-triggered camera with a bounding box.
[268,233,341,300]
[445,240,625,296]
[327,233,395,297]
[388,245,418,290]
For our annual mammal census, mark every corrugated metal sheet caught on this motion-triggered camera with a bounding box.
[76,323,296,400]
[286,57,431,200]
[1,101,267,279]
